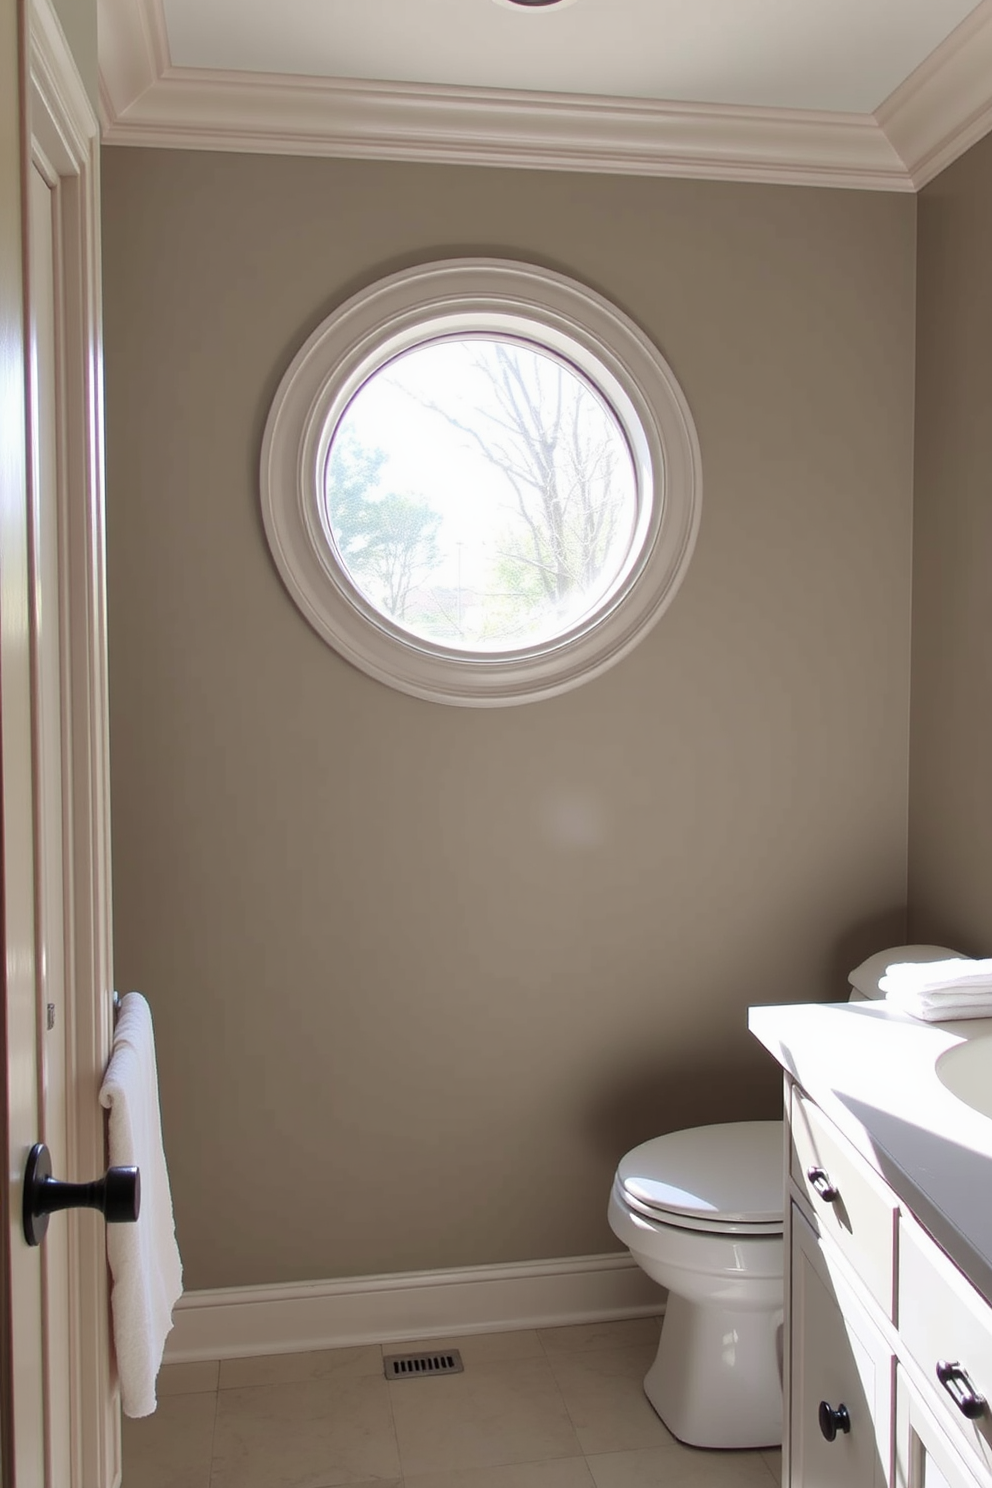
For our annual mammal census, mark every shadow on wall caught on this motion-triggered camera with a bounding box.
[828,908,915,993]
[905,916,985,959]
[588,1053,782,1165]
[588,906,911,1164]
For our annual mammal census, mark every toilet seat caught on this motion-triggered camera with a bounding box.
[617,1182,782,1235]
[616,1120,783,1236]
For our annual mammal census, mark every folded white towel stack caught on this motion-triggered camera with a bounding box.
[880,957,992,1022]
[99,992,183,1418]
[847,944,962,1000]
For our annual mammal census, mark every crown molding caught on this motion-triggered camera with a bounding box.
[96,0,992,192]
[96,0,167,129]
[99,65,911,189]
[875,0,992,188]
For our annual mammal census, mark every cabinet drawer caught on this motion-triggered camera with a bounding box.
[898,1215,992,1477]
[791,1091,898,1318]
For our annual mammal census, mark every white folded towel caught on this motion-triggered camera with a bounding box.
[881,957,992,1022]
[880,957,992,994]
[847,944,962,1000]
[99,992,183,1418]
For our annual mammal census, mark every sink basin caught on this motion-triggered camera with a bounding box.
[936,1033,992,1122]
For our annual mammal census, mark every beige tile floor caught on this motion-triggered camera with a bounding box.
[123,1318,783,1488]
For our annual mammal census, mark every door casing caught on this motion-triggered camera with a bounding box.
[3,1,118,1483]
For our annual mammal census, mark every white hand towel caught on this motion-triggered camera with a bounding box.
[847,945,963,1000]
[879,957,992,1021]
[99,992,183,1418]
[880,957,992,995]
[883,989,992,1022]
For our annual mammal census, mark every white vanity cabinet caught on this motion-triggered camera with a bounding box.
[783,1078,992,1488]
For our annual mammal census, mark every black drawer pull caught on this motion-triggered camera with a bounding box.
[818,1401,851,1441]
[937,1361,986,1420]
[807,1166,840,1203]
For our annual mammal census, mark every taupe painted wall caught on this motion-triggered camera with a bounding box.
[908,132,992,952]
[102,149,916,1291]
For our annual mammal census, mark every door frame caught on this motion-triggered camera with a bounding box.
[19,2,117,1483]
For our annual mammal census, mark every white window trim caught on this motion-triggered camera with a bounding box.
[260,259,702,707]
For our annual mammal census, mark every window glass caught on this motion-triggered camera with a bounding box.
[324,337,637,651]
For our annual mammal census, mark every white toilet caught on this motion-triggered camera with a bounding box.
[608,943,960,1451]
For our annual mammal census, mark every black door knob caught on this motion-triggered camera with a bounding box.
[818,1400,851,1441]
[22,1142,140,1246]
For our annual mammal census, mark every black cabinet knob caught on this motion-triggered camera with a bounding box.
[818,1400,851,1441]
[22,1142,140,1246]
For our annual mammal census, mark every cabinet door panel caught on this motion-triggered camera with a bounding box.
[899,1216,992,1477]
[791,1205,894,1488]
[896,1365,987,1488]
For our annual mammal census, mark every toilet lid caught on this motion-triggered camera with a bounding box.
[618,1121,783,1227]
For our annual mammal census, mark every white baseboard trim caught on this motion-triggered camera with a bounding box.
[164,1252,665,1363]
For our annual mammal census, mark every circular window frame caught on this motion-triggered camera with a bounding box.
[260,259,702,707]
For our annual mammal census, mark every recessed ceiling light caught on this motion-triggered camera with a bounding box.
[491,0,578,10]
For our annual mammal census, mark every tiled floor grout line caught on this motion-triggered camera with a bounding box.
[205,1381,220,1488]
[538,1344,585,1459]
[380,1343,407,1485]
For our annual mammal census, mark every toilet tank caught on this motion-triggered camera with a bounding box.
[847,944,963,1002]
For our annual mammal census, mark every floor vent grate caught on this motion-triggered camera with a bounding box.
[384,1349,464,1380]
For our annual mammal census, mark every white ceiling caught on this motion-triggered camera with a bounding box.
[96,0,992,191]
[161,0,981,117]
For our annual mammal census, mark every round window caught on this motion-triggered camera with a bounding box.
[261,260,701,706]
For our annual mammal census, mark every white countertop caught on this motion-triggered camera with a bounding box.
[748,1000,992,1304]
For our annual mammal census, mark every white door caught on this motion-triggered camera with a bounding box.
[2,3,119,1485]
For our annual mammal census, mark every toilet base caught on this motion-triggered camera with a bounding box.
[643,1293,783,1449]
